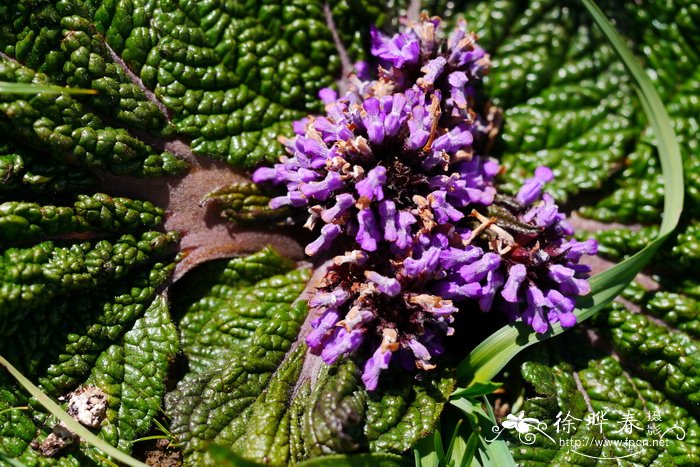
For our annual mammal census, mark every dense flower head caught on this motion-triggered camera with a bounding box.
[306,251,457,389]
[252,16,597,390]
[252,17,499,259]
[432,169,599,333]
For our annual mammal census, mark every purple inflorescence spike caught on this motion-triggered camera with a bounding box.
[252,15,596,390]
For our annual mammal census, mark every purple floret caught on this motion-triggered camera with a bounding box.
[365,270,401,297]
[320,328,364,364]
[356,166,387,201]
[306,309,340,348]
[517,166,554,205]
[305,224,341,256]
[356,208,381,252]
[370,26,421,68]
[362,344,393,390]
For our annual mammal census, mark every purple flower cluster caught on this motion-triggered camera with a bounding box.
[432,166,599,333]
[252,16,597,390]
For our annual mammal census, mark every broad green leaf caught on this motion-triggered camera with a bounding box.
[208,445,266,466]
[0,141,98,196]
[0,231,177,340]
[166,248,453,465]
[0,59,185,177]
[297,452,407,466]
[0,0,384,464]
[87,294,178,451]
[463,0,639,203]
[1,259,174,397]
[174,247,305,373]
[0,357,148,466]
[0,0,698,466]
[506,325,700,465]
[454,0,684,391]
[90,0,377,167]
[165,248,309,465]
[0,193,164,242]
[0,375,35,462]
[0,291,175,466]
[580,1,700,221]
[585,226,659,262]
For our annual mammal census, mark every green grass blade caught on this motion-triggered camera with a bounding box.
[460,432,478,467]
[0,81,96,94]
[455,0,684,387]
[0,451,27,467]
[450,397,515,467]
[413,433,441,467]
[480,395,516,467]
[444,418,463,463]
[0,355,148,467]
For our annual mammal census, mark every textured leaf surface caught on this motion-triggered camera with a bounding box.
[0,292,177,465]
[579,1,700,221]
[0,193,163,242]
[121,1,345,166]
[0,371,91,466]
[0,230,177,339]
[205,181,291,225]
[0,0,381,171]
[442,1,700,465]
[462,0,638,203]
[1,0,700,465]
[87,294,178,451]
[0,1,381,463]
[166,248,454,465]
[174,247,305,373]
[507,320,700,465]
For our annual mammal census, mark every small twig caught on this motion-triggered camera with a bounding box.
[323,3,353,81]
[470,209,516,245]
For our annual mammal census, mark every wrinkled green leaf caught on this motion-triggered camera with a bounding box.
[87,294,178,451]
[507,323,700,465]
[455,0,684,391]
[0,0,383,464]
[580,1,700,221]
[425,1,689,466]
[166,248,453,465]
[461,0,638,203]
[0,231,177,339]
[0,356,148,466]
[1,0,699,466]
[297,452,407,467]
[205,181,291,225]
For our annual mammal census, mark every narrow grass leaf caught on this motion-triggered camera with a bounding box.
[0,355,148,467]
[0,81,96,94]
[455,0,684,387]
